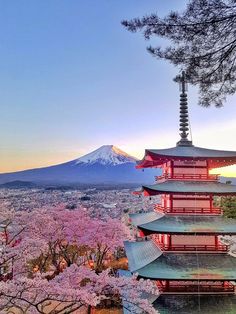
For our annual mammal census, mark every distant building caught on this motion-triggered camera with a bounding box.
[80,196,91,201]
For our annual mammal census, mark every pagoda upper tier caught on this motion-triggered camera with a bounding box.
[139,180,236,196]
[137,71,236,170]
[137,145,236,169]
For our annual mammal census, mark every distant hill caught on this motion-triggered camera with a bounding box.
[220,176,236,185]
[0,145,159,185]
[0,180,38,189]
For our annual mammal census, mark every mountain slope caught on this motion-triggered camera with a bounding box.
[0,145,158,185]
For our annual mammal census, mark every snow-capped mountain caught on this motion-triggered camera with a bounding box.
[0,145,158,185]
[76,145,138,165]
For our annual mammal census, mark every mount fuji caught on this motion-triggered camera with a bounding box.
[0,145,158,185]
[75,145,137,166]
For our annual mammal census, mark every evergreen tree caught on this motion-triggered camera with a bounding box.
[221,196,236,218]
[122,0,236,107]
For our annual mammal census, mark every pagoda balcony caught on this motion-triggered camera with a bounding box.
[154,241,229,253]
[154,204,222,215]
[155,173,219,182]
[156,281,235,294]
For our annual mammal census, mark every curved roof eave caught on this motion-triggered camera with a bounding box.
[136,146,236,169]
[135,249,236,280]
[130,212,236,235]
[124,240,162,273]
[142,181,236,196]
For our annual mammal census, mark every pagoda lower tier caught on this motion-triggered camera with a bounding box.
[124,241,236,294]
[153,295,236,314]
[129,211,236,252]
[130,211,236,236]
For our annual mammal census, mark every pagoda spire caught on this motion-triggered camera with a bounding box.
[175,71,193,146]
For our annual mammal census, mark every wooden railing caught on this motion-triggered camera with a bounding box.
[156,173,219,181]
[155,242,229,252]
[157,282,235,293]
[154,204,222,215]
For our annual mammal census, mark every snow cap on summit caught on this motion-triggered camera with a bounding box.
[76,145,138,165]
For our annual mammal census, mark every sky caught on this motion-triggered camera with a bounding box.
[1,0,236,177]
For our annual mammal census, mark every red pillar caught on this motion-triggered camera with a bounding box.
[170,194,173,211]
[210,195,213,212]
[166,280,170,291]
[170,160,174,178]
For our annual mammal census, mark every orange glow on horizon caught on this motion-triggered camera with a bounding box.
[0,151,81,173]
[210,165,236,178]
[2,152,236,178]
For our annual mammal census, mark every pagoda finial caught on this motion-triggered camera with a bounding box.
[174,71,193,147]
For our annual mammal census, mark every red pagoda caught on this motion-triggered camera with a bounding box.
[125,72,236,313]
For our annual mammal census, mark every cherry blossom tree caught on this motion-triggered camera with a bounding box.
[1,266,157,314]
[0,207,158,313]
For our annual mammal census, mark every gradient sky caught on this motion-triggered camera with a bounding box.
[1,0,236,177]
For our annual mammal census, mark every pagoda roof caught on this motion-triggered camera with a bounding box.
[141,181,236,196]
[124,241,236,280]
[129,211,236,235]
[137,145,236,169]
[154,295,236,314]
[124,240,163,272]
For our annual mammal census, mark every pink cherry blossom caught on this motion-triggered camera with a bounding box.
[0,206,158,313]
